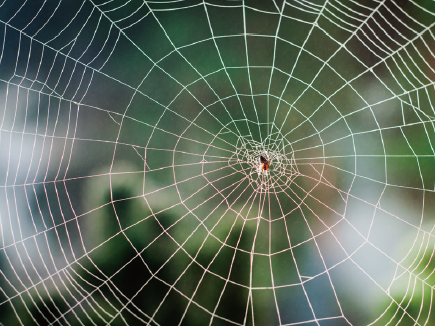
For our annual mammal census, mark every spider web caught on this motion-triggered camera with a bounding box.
[1,0,435,325]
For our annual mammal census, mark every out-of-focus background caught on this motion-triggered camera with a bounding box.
[0,0,435,325]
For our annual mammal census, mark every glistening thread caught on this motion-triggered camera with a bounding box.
[0,1,435,326]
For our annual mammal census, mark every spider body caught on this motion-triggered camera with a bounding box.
[258,155,270,174]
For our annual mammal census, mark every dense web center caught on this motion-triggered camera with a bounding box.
[233,132,298,193]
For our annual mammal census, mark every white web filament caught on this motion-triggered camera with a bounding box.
[0,0,435,326]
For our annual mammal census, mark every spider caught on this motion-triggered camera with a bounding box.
[258,155,270,175]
